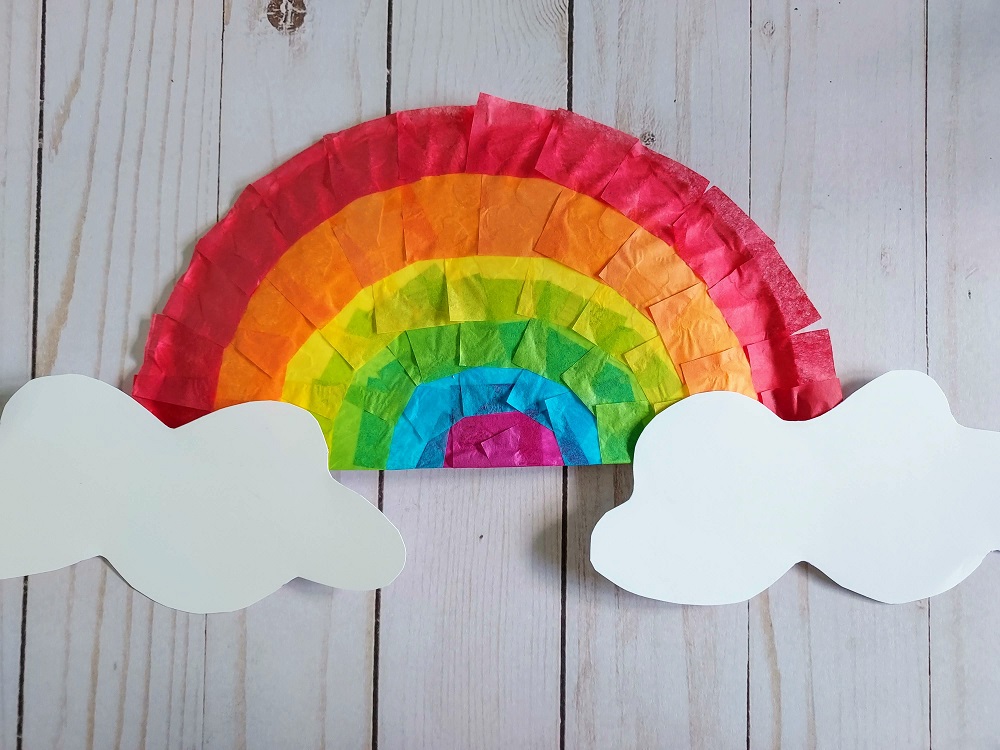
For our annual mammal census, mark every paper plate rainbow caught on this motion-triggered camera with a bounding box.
[133,94,842,470]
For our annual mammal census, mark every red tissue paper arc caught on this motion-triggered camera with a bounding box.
[133,93,842,429]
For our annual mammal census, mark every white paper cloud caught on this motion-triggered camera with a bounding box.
[591,370,1000,605]
[0,375,405,613]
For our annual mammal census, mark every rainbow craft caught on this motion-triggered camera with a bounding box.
[133,94,843,470]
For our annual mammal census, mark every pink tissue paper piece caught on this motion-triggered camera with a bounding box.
[445,412,563,468]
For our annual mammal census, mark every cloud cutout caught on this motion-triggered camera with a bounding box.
[591,370,1000,605]
[0,375,405,613]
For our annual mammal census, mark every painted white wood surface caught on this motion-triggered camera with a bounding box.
[749,2,931,748]
[22,2,220,747]
[0,2,40,746]
[379,469,563,748]
[927,2,1000,748]
[203,2,386,748]
[1,0,999,747]
[0,0,37,400]
[566,467,749,749]
[749,1,931,747]
[389,0,568,109]
[379,3,567,746]
[565,1,751,747]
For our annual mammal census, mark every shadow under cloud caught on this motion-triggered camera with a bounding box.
[532,463,646,601]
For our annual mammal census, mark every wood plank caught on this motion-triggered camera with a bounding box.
[926,1,1000,746]
[23,1,221,747]
[748,2,930,747]
[201,495,378,749]
[202,1,387,748]
[572,0,751,200]
[389,0,567,108]
[0,0,37,398]
[566,1,751,746]
[378,469,563,748]
[378,5,567,745]
[0,0,41,744]
[213,0,388,203]
[566,468,748,750]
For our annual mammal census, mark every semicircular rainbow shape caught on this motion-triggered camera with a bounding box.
[133,94,843,470]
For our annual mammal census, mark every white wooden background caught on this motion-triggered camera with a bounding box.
[1,0,998,747]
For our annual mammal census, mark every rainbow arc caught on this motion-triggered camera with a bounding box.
[134,94,841,469]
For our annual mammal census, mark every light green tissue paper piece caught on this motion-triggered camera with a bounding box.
[458,320,529,367]
[595,401,654,463]
[355,410,394,469]
[283,381,349,421]
[512,319,591,382]
[319,288,396,369]
[444,258,488,320]
[373,260,449,333]
[286,331,342,382]
[561,347,643,408]
[623,337,685,404]
[317,343,355,386]
[329,393,396,470]
[516,268,599,329]
[445,257,529,321]
[407,326,461,381]
[311,411,337,458]
[343,348,417,419]
[328,399,364,470]
[572,288,653,356]
[388,334,423,384]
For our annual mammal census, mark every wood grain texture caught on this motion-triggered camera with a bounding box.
[565,468,748,750]
[202,2,387,748]
[0,0,38,399]
[22,1,221,747]
[0,1,41,745]
[215,0,388,203]
[202,542,377,750]
[749,2,930,747]
[927,2,1000,747]
[390,0,567,109]
[24,563,206,750]
[573,0,751,200]
[4,0,1000,745]
[34,0,221,382]
[378,469,563,749]
[567,2,751,746]
[378,5,568,745]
